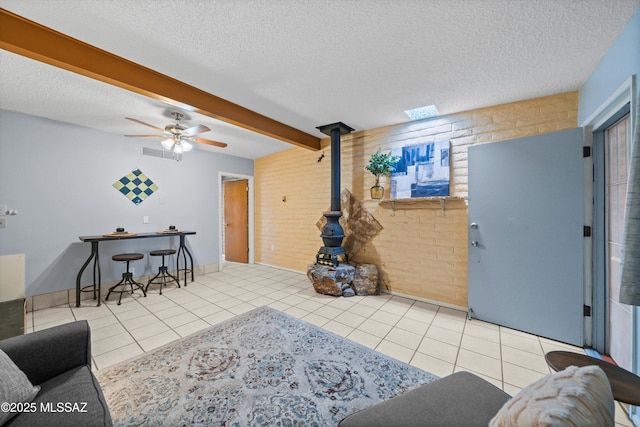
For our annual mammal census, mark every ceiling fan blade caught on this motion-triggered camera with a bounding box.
[125,117,164,131]
[182,124,211,136]
[193,137,227,148]
[125,134,165,138]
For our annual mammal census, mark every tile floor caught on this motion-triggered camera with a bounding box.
[27,262,634,426]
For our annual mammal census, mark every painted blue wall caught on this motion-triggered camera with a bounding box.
[578,7,640,424]
[0,109,253,297]
[578,7,640,124]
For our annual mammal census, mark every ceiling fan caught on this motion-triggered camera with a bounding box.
[125,112,227,153]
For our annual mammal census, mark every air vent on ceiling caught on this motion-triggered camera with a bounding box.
[141,146,182,161]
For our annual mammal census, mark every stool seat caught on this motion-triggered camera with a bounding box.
[106,253,146,305]
[112,253,144,262]
[150,249,176,257]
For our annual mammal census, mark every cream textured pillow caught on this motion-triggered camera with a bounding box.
[0,349,41,426]
[489,365,614,427]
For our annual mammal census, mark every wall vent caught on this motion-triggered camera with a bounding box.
[141,146,182,161]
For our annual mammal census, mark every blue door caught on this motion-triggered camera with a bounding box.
[468,128,586,346]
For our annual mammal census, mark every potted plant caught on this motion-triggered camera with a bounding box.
[365,149,400,199]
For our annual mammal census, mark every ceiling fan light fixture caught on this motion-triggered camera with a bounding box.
[173,143,184,154]
[161,138,174,150]
[181,141,193,152]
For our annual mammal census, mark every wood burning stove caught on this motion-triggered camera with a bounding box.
[315,122,354,267]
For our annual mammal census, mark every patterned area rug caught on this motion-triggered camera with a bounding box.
[96,306,437,426]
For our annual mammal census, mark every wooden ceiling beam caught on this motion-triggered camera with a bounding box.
[0,8,321,151]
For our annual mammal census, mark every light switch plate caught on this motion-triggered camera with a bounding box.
[0,218,6,228]
[143,216,149,224]
[0,205,6,215]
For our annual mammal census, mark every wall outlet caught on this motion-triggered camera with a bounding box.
[0,205,6,215]
[0,218,5,228]
[143,216,149,224]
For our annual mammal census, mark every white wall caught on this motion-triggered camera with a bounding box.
[0,109,253,296]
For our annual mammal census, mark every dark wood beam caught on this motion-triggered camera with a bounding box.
[0,8,321,151]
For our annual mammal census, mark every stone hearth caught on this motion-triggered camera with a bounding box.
[307,263,379,297]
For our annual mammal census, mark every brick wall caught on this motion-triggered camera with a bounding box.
[255,92,578,307]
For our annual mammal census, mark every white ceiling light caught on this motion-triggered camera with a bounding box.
[404,105,439,120]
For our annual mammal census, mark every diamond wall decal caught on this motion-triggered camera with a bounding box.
[112,169,158,205]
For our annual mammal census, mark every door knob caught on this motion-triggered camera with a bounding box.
[470,223,478,229]
[471,240,479,247]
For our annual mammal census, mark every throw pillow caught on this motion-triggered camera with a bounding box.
[0,349,41,426]
[489,365,614,427]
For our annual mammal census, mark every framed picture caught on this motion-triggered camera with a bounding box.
[390,141,450,198]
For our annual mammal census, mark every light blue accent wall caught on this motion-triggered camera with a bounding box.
[0,109,253,296]
[579,7,640,424]
[578,7,640,124]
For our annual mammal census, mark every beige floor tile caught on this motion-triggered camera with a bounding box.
[202,310,235,326]
[502,361,547,389]
[379,299,412,316]
[463,321,501,343]
[93,332,136,356]
[190,303,224,318]
[86,315,120,331]
[461,334,501,359]
[375,340,414,364]
[71,305,112,321]
[369,310,402,326]
[92,323,128,342]
[154,305,189,320]
[347,329,382,349]
[348,303,377,318]
[456,349,502,381]
[128,321,172,341]
[283,306,309,319]
[358,296,390,309]
[614,402,634,426]
[417,337,459,364]
[313,305,344,320]
[228,302,258,315]
[502,383,521,396]
[334,311,367,329]
[215,297,244,310]
[425,325,462,347]
[279,294,308,307]
[163,312,200,328]
[385,327,423,350]
[120,314,158,331]
[137,330,181,352]
[33,306,74,326]
[179,298,213,311]
[500,331,543,354]
[410,352,454,378]
[33,317,77,331]
[431,315,465,333]
[395,317,430,335]
[94,343,143,370]
[356,319,393,339]
[173,319,211,337]
[501,345,550,374]
[322,320,354,337]
[301,313,330,328]
[115,307,151,322]
[296,299,326,313]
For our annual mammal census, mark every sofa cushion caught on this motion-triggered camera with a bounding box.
[5,365,112,427]
[0,349,41,426]
[489,365,614,427]
[339,371,511,427]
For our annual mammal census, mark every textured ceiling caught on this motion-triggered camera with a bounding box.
[1,0,639,159]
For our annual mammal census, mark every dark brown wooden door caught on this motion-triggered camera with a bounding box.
[224,179,248,263]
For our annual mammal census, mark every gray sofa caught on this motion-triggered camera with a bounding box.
[339,371,511,427]
[0,320,112,427]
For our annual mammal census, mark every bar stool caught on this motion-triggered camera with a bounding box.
[106,253,146,305]
[146,249,180,295]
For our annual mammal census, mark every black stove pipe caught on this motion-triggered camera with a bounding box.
[316,122,355,213]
